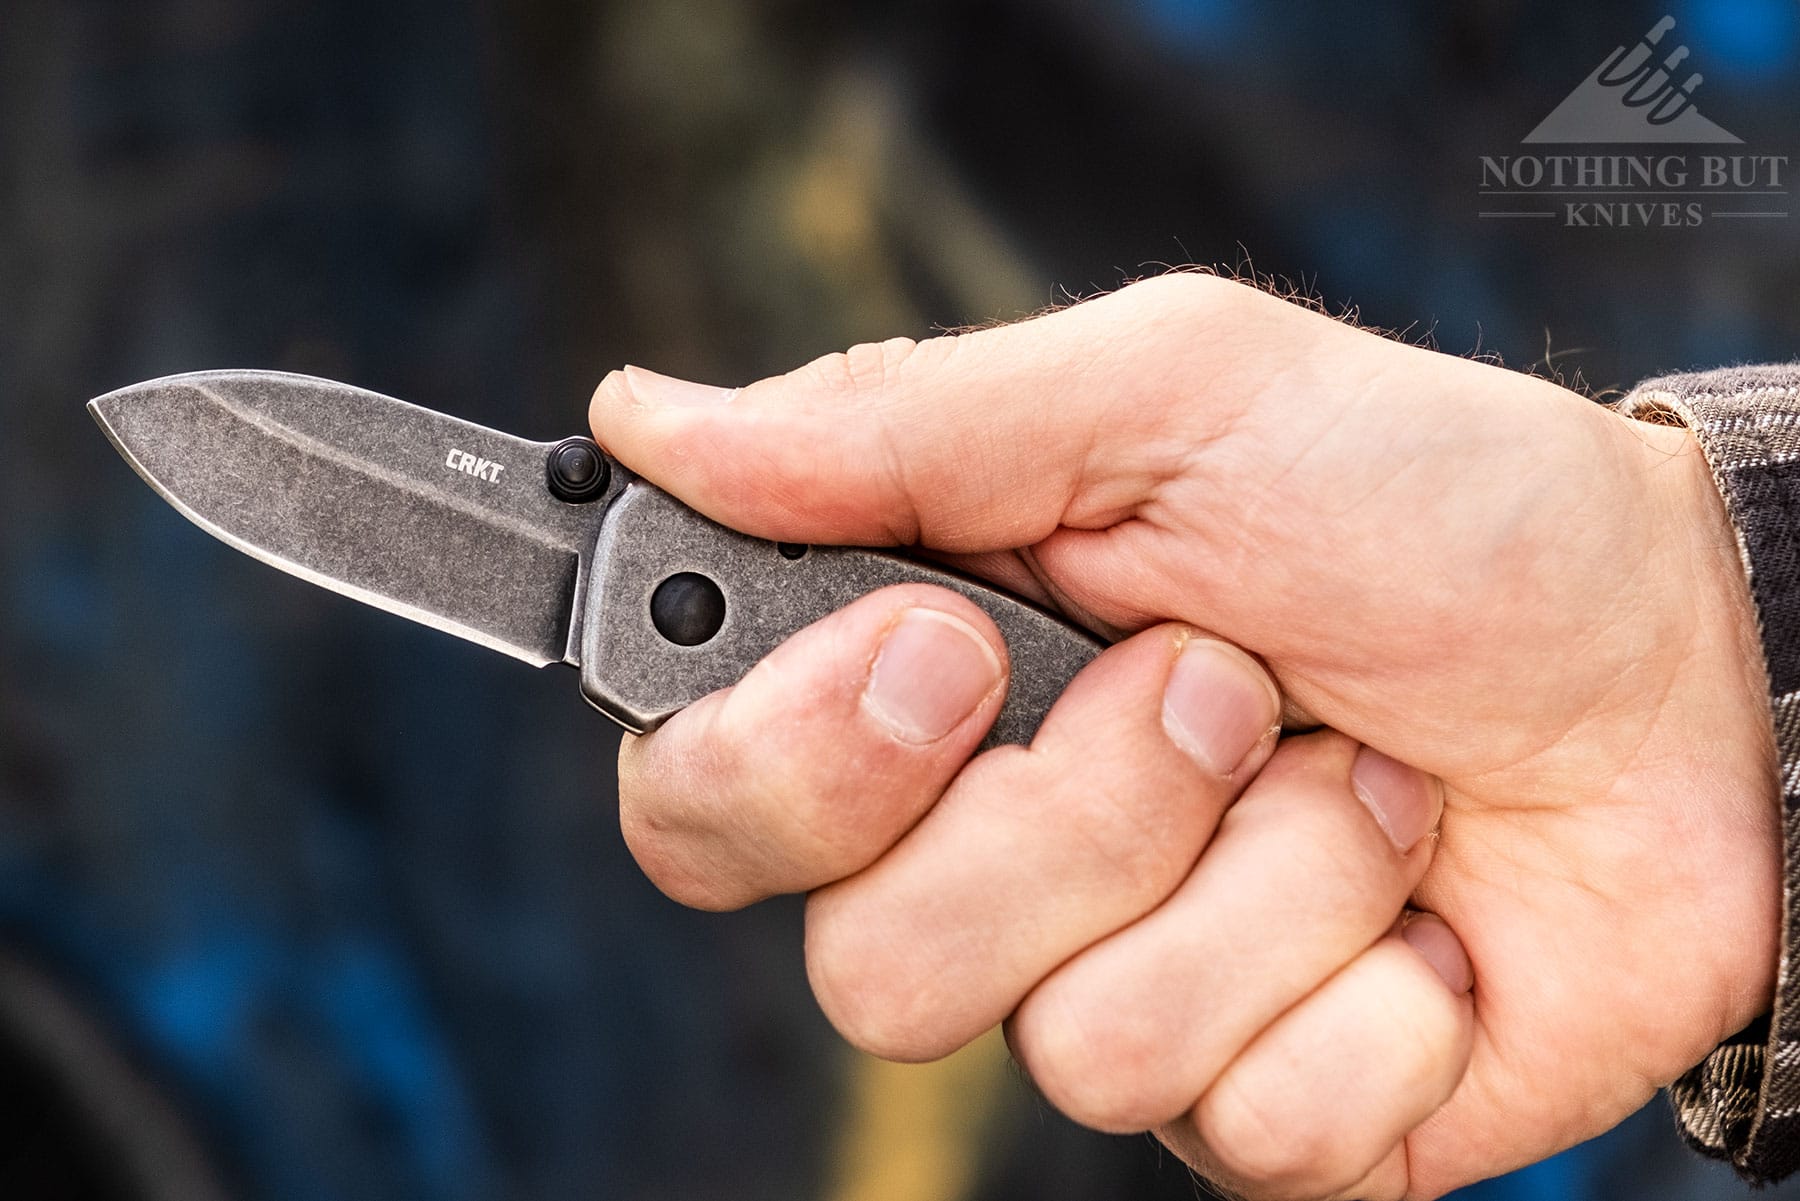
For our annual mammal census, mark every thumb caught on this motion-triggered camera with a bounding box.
[588,277,1234,551]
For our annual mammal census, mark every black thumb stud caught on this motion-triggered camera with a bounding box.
[546,437,610,503]
[650,572,727,646]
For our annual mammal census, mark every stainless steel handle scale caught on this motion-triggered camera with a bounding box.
[579,482,1102,748]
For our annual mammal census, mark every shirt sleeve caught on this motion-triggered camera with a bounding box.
[1615,365,1800,1183]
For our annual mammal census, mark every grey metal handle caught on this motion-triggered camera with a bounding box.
[577,483,1103,746]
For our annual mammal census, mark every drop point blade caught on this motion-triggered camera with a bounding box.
[89,370,610,666]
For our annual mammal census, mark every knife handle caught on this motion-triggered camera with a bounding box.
[576,483,1104,747]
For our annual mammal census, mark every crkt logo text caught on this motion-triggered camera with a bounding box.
[446,448,505,483]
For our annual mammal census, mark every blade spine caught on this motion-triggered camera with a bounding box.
[88,396,563,668]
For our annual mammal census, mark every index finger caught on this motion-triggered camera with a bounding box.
[617,583,1008,910]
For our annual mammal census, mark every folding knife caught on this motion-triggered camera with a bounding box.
[89,371,1101,746]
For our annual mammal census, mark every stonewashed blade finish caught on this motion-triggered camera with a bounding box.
[88,370,610,667]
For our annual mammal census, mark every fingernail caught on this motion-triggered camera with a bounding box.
[864,610,1003,744]
[1401,913,1474,995]
[623,365,738,406]
[1161,638,1281,775]
[1351,746,1444,854]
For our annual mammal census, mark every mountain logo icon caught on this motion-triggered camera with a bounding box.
[1524,16,1742,144]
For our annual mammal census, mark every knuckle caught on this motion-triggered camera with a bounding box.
[1118,271,1242,321]
[962,749,1194,899]
[704,696,857,866]
[1386,959,1468,1084]
[1066,778,1203,902]
[1194,1075,1349,1194]
[617,800,748,912]
[823,991,940,1062]
[1268,825,1388,928]
[615,746,699,902]
[805,909,951,1062]
[1011,991,1186,1133]
[798,336,922,398]
[746,739,853,851]
[735,727,921,883]
[614,726,770,912]
[1241,756,1413,902]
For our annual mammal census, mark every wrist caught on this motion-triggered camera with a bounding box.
[1644,419,1782,1035]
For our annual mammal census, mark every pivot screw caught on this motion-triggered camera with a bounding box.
[546,437,610,503]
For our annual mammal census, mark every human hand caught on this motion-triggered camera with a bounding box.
[589,274,1780,1199]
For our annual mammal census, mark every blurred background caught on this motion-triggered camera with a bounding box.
[3,0,1799,1198]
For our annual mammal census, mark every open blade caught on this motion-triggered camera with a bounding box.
[90,370,608,667]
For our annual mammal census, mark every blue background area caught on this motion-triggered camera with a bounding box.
[1682,0,1800,78]
[2,1,1798,1198]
